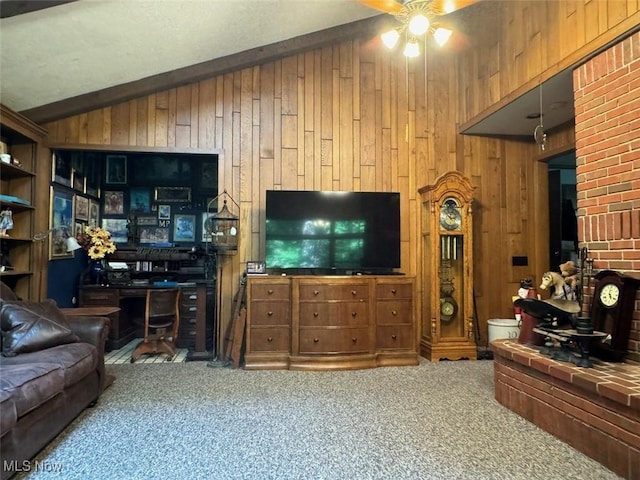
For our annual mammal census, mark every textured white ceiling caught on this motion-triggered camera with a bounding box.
[0,0,377,112]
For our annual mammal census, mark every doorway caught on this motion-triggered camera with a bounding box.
[548,151,577,271]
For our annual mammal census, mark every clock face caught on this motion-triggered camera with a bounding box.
[599,283,620,308]
[440,198,462,231]
[440,296,458,323]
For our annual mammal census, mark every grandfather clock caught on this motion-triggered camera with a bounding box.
[419,171,476,361]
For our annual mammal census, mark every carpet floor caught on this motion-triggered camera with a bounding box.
[16,360,621,480]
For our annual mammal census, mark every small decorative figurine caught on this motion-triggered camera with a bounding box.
[0,207,14,236]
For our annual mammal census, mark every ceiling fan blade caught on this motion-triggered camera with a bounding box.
[358,0,403,14]
[431,0,483,15]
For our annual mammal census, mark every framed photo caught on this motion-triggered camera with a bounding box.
[154,187,191,203]
[75,195,89,221]
[75,221,85,237]
[201,212,215,241]
[105,155,127,184]
[158,204,171,220]
[52,153,72,187]
[50,186,74,259]
[173,214,196,242]
[71,153,85,192]
[247,261,266,275]
[137,216,157,226]
[200,159,217,191]
[129,187,151,214]
[85,153,100,197]
[101,218,128,244]
[140,227,169,244]
[104,191,124,215]
[89,199,100,227]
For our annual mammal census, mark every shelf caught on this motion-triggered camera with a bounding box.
[0,200,34,213]
[0,270,32,277]
[0,236,33,244]
[0,162,35,179]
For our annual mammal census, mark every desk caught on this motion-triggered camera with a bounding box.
[79,281,214,358]
[60,306,121,351]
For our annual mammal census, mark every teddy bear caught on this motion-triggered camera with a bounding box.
[559,260,580,293]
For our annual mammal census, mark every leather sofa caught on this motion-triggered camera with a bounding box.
[0,282,109,480]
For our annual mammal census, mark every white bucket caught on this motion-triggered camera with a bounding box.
[488,318,521,342]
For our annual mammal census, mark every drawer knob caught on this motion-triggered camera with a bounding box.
[267,289,274,295]
[267,337,273,342]
[391,334,397,340]
[189,307,197,312]
[351,290,357,296]
[391,288,397,294]
[189,295,197,300]
[313,312,319,317]
[313,290,319,296]
[351,312,357,317]
[267,311,273,316]
[313,338,319,343]
[352,337,357,343]
[392,310,397,316]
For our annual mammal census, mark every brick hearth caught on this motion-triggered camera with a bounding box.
[491,339,640,479]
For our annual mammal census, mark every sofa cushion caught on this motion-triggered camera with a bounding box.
[0,389,17,438]
[1,342,99,388]
[0,300,79,357]
[0,362,64,422]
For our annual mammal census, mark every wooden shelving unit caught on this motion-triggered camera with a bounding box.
[0,104,48,300]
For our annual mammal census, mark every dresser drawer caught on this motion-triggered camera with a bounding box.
[376,324,414,350]
[376,282,413,300]
[180,289,199,307]
[299,302,369,327]
[79,289,119,306]
[250,283,290,301]
[249,327,290,352]
[375,300,413,324]
[299,327,370,354]
[298,283,369,301]
[250,302,290,326]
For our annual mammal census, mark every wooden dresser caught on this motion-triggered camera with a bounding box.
[245,275,417,370]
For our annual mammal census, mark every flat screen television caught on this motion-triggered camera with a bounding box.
[265,190,401,274]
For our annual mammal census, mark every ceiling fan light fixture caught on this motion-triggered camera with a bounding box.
[408,14,430,35]
[433,27,453,46]
[403,39,420,58]
[381,29,400,49]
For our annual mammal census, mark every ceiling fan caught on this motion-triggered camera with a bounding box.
[360,0,482,57]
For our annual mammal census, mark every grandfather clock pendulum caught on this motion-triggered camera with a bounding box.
[419,171,477,361]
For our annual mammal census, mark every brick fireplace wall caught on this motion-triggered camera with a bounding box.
[574,31,640,361]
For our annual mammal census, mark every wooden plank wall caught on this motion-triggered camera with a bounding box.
[44,1,638,347]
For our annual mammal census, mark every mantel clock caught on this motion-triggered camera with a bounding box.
[419,171,476,361]
[590,270,640,361]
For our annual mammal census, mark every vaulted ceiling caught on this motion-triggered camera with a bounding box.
[0,0,576,137]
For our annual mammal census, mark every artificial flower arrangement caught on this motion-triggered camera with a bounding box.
[77,225,116,260]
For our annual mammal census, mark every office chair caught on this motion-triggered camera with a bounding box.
[131,288,181,362]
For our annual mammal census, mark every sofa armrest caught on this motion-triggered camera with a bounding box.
[66,315,110,350]
[66,315,110,392]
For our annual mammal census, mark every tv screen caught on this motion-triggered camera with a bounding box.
[265,190,401,274]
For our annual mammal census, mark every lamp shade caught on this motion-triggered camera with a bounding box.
[66,236,82,252]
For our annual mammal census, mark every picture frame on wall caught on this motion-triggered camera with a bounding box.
[129,187,151,214]
[101,218,128,244]
[137,216,157,226]
[71,153,85,192]
[85,153,100,197]
[104,191,124,215]
[105,155,127,184]
[50,186,74,259]
[75,221,85,237]
[140,227,169,244]
[52,153,72,187]
[201,212,215,241]
[173,214,195,242]
[75,195,89,221]
[199,160,217,192]
[158,204,171,220]
[154,187,191,203]
[89,199,99,227]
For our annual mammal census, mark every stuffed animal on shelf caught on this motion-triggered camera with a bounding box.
[559,260,580,292]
